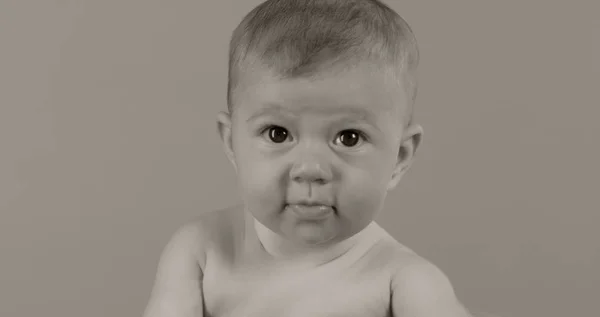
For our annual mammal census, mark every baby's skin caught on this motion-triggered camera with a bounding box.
[144,205,472,317]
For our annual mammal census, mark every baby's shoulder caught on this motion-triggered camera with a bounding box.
[362,225,422,267]
[368,226,451,285]
[371,228,469,315]
[168,205,244,270]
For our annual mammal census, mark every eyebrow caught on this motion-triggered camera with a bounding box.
[246,103,379,127]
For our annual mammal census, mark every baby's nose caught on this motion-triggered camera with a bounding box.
[289,155,333,184]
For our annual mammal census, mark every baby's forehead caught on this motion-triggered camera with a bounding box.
[245,72,404,109]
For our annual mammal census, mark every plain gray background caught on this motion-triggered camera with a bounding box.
[1,1,598,316]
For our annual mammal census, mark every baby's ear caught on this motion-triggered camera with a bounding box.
[217,111,237,171]
[387,123,423,191]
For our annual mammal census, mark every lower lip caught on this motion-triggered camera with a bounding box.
[286,204,334,220]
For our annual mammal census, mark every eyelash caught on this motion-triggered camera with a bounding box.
[258,124,369,145]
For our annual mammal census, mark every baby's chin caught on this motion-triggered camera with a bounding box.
[249,202,373,246]
[278,217,366,248]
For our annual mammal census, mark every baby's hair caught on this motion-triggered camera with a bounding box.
[227,0,419,122]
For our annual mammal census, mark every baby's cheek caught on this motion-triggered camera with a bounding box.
[346,171,387,203]
[240,164,285,204]
[240,160,276,188]
[338,178,385,224]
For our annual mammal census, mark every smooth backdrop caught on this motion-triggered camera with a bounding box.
[1,1,598,317]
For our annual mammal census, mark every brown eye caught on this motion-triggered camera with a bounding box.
[268,126,289,143]
[337,130,361,147]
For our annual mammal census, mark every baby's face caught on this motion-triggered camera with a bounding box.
[220,64,417,247]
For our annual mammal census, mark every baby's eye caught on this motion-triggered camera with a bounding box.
[334,129,364,147]
[263,125,290,143]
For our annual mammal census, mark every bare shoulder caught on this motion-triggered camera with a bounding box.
[387,248,472,317]
[370,226,472,317]
[143,205,242,317]
[154,205,243,278]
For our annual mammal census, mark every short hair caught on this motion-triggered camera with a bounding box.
[227,0,419,121]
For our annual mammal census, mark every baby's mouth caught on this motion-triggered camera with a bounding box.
[285,203,335,220]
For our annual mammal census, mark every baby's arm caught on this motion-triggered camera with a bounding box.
[390,260,473,317]
[143,223,206,317]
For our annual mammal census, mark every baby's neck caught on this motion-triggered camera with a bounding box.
[248,212,375,266]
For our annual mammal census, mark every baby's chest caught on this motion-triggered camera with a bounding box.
[203,263,392,317]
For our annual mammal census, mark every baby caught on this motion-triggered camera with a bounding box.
[144,0,473,316]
